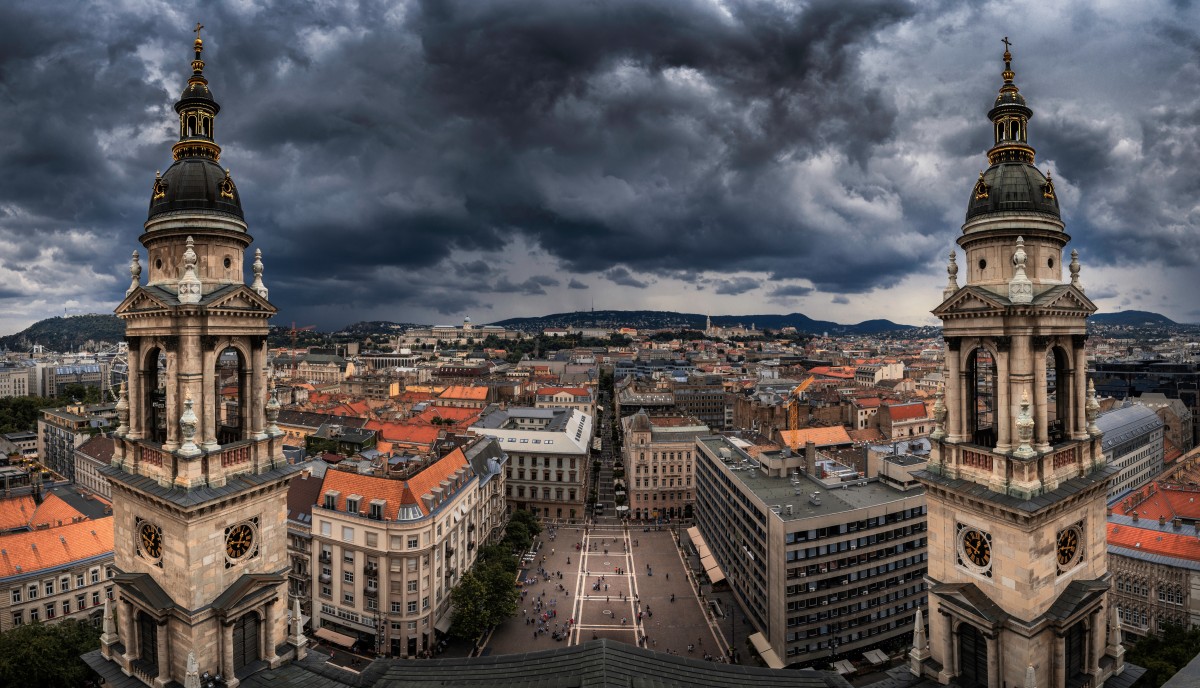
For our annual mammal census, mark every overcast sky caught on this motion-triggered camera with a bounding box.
[1,0,1198,334]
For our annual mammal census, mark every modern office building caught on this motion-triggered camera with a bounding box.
[694,435,927,667]
[1096,404,1165,502]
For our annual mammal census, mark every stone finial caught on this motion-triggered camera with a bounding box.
[178,397,201,458]
[1009,236,1033,304]
[930,383,947,440]
[178,236,202,304]
[944,250,960,300]
[908,606,930,675]
[266,378,282,436]
[1024,663,1037,688]
[1069,249,1083,292]
[251,248,269,299]
[1108,601,1126,673]
[1014,389,1036,459]
[1086,379,1102,437]
[114,381,129,437]
[288,596,309,659]
[127,250,142,296]
[184,650,201,688]
[100,596,118,646]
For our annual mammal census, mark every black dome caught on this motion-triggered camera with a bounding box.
[175,79,220,114]
[148,158,243,220]
[965,163,1058,221]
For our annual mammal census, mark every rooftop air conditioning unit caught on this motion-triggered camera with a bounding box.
[786,505,794,516]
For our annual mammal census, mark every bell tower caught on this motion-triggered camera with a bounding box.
[96,27,303,688]
[912,42,1126,688]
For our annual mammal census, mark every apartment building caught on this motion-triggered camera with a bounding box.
[471,406,592,521]
[694,435,927,668]
[74,435,116,500]
[622,411,709,520]
[1097,404,1165,502]
[534,387,596,419]
[671,374,730,430]
[37,404,115,480]
[0,364,32,399]
[309,439,506,657]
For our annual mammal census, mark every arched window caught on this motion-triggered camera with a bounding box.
[186,115,196,137]
[965,348,996,446]
[143,347,166,444]
[1047,346,1071,443]
[215,346,250,444]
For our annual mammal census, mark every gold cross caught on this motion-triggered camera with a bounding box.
[194,22,204,40]
[1001,36,1011,52]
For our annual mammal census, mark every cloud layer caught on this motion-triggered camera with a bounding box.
[0,0,1198,332]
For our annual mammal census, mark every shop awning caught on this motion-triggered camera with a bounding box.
[748,631,785,669]
[863,649,889,665]
[700,554,717,570]
[314,627,356,648]
[834,660,856,675]
[696,543,711,559]
[435,607,454,633]
[706,566,726,584]
[686,526,702,546]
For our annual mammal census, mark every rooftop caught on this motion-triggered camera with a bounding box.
[0,516,114,579]
[699,436,920,522]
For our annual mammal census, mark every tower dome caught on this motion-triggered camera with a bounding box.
[148,33,243,220]
[964,42,1059,222]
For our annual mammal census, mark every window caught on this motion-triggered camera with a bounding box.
[343,592,354,605]
[321,521,332,537]
[28,608,38,622]
[408,580,418,593]
[75,574,84,588]
[407,601,417,614]
[106,587,113,600]
[12,611,22,626]
[342,526,354,542]
[324,494,337,509]
[61,576,70,591]
[422,596,429,610]
[346,498,360,514]
[408,621,417,630]
[91,569,100,584]
[366,532,378,547]
[76,595,85,611]
[408,537,419,549]
[44,581,54,596]
[344,571,355,583]
[369,502,384,520]
[343,550,355,564]
[62,600,70,615]
[10,588,19,604]
[391,601,402,613]
[320,585,331,598]
[45,603,55,620]
[92,592,100,606]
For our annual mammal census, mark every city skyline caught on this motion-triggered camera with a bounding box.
[1,0,1199,335]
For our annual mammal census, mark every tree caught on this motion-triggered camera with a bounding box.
[449,571,491,640]
[1126,623,1200,687]
[0,618,101,688]
[477,561,519,624]
[507,509,542,537]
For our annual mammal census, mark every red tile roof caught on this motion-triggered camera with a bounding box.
[0,496,36,532]
[438,386,489,401]
[29,493,89,529]
[1114,484,1200,521]
[885,402,927,422]
[537,387,591,397]
[0,516,114,577]
[778,426,853,449]
[320,447,470,518]
[410,407,482,427]
[363,421,442,449]
[1108,522,1200,561]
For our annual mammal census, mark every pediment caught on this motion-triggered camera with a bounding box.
[115,287,172,315]
[205,285,276,314]
[1037,285,1097,313]
[212,572,286,616]
[933,287,1007,316]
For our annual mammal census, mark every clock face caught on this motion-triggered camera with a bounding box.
[1057,526,1082,568]
[961,528,991,568]
[139,522,163,559]
[225,523,255,559]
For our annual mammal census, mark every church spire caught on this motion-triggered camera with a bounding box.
[171,24,222,164]
[987,38,1035,165]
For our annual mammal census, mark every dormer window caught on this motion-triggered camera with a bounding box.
[369,500,385,521]
[346,495,362,514]
[323,491,340,510]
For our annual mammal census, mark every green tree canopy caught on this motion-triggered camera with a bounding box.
[1127,623,1200,687]
[0,618,101,688]
[449,570,491,641]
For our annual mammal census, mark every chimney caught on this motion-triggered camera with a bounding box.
[805,441,817,475]
[1173,518,1182,530]
[1159,515,1166,527]
[1131,511,1139,522]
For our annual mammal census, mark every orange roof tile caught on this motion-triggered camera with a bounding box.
[1108,522,1200,561]
[29,493,88,529]
[320,447,470,518]
[0,516,114,577]
[411,407,482,427]
[848,428,884,443]
[438,386,489,401]
[778,426,853,449]
[0,496,36,532]
[364,421,441,448]
[885,402,927,422]
[537,387,591,397]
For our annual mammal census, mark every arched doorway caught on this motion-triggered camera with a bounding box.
[965,348,996,447]
[232,612,261,671]
[1047,346,1070,443]
[215,346,249,445]
[957,623,988,688]
[142,346,166,444]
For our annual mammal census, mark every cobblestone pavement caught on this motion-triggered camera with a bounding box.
[483,525,725,660]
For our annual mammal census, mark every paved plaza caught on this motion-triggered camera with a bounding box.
[484,525,727,660]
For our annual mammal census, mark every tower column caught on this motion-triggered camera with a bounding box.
[985,632,999,688]
[994,348,1012,452]
[222,620,239,688]
[1054,631,1066,688]
[154,619,171,687]
[127,345,144,440]
[1072,342,1089,440]
[163,350,179,451]
[1089,607,1105,679]
[251,341,267,440]
[946,343,963,442]
[120,598,137,668]
[1033,343,1050,451]
[202,347,219,451]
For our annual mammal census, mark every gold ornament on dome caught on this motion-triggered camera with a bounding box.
[1043,170,1056,199]
[219,169,236,199]
[152,172,167,200]
[973,172,989,200]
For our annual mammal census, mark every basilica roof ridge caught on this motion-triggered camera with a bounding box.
[147,25,244,222]
[964,39,1060,223]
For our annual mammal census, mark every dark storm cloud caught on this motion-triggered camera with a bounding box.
[2,0,1198,328]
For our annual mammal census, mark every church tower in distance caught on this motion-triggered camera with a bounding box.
[97,28,303,688]
[913,43,1127,688]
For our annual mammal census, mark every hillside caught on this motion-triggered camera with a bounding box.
[0,314,125,352]
[1087,310,1177,326]
[489,310,916,334]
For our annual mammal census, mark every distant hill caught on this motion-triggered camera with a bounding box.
[1088,310,1177,326]
[0,314,125,352]
[489,310,917,334]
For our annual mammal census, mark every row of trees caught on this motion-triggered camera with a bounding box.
[448,510,542,641]
[0,617,101,687]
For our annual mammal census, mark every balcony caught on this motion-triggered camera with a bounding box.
[319,573,332,584]
[445,546,456,559]
[319,552,332,563]
[364,588,378,599]
[364,562,379,575]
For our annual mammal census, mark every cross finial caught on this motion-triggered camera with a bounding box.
[1002,36,1011,52]
[194,23,204,40]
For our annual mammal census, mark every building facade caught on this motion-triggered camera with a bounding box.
[0,364,32,399]
[310,438,506,656]
[0,518,115,632]
[37,404,114,481]
[75,434,116,500]
[694,435,928,667]
[622,411,708,520]
[1096,404,1165,502]
[471,406,592,521]
[913,46,1127,688]
[534,387,596,419]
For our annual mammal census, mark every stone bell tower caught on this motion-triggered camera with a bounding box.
[94,27,304,688]
[912,42,1126,688]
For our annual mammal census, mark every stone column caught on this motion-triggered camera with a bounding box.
[263,602,280,665]
[1054,631,1066,688]
[937,613,956,683]
[994,348,1011,453]
[251,341,267,440]
[1032,342,1050,452]
[201,347,219,451]
[127,346,143,440]
[154,618,171,687]
[1073,343,1089,441]
[163,350,179,451]
[945,342,963,442]
[222,620,240,688]
[1090,608,1106,680]
[985,632,999,688]
[120,599,137,668]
